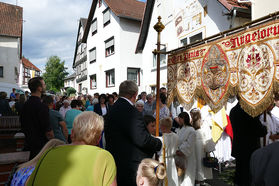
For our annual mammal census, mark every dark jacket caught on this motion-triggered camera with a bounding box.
[251,142,279,186]
[94,103,108,116]
[20,96,51,159]
[230,103,267,158]
[229,103,267,186]
[15,101,24,116]
[0,99,13,116]
[105,98,162,186]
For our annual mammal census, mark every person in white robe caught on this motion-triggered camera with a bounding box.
[209,107,234,163]
[176,112,196,186]
[190,108,213,185]
[272,92,279,118]
[158,117,179,186]
[260,103,279,145]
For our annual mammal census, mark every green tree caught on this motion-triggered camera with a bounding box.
[43,56,68,92]
[66,87,76,96]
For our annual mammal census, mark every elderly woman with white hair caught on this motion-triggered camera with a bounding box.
[26,112,117,186]
[136,100,145,116]
[59,99,71,119]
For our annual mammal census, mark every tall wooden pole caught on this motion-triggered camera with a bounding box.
[153,16,165,137]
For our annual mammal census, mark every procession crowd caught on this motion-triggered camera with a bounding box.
[1,76,279,186]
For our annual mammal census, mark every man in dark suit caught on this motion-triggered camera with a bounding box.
[230,102,267,186]
[20,77,54,159]
[250,141,279,186]
[105,80,162,186]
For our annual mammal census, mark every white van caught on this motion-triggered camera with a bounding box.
[0,82,25,98]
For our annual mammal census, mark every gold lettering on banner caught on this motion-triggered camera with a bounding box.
[169,48,206,65]
[222,23,279,49]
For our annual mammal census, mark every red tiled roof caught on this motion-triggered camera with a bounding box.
[22,57,41,72]
[0,2,23,37]
[218,0,251,11]
[104,0,145,21]
[82,0,145,43]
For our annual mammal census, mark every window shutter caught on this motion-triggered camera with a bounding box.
[92,20,97,32]
[103,9,110,24]
[92,48,96,61]
[89,48,96,62]
[105,38,114,49]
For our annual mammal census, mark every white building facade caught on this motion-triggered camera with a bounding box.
[73,18,88,95]
[63,73,76,91]
[252,0,279,20]
[19,57,41,92]
[0,2,23,94]
[0,36,21,84]
[81,0,145,95]
[136,0,251,93]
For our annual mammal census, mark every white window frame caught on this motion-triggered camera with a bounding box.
[90,74,97,89]
[127,68,140,86]
[105,37,115,57]
[89,47,96,63]
[91,18,97,36]
[106,69,115,87]
[153,48,167,68]
[103,8,110,27]
[180,37,188,46]
[189,32,203,44]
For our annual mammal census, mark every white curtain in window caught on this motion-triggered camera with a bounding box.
[107,70,115,85]
[92,75,96,87]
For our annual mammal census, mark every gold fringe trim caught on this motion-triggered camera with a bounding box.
[194,84,235,114]
[238,85,274,118]
[167,88,176,108]
[274,80,279,93]
[167,65,276,117]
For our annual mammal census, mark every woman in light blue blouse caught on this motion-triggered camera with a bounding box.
[11,139,65,186]
[153,93,170,121]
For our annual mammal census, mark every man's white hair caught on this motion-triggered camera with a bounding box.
[136,100,144,106]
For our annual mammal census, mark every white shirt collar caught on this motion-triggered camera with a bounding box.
[121,97,134,106]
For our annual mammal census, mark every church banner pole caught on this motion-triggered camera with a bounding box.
[153,16,165,137]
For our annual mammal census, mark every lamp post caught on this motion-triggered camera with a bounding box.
[153,16,165,137]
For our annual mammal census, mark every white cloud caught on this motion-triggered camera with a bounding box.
[1,0,92,73]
